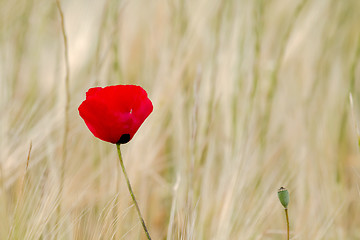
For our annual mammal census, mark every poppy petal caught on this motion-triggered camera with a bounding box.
[78,85,153,144]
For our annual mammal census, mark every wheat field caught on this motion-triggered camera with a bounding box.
[1,0,360,239]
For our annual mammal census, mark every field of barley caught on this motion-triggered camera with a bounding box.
[1,0,360,239]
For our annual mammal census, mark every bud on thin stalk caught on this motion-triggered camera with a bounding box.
[277,187,290,240]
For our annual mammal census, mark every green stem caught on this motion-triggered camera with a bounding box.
[285,208,289,240]
[116,144,152,240]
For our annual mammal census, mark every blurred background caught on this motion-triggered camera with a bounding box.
[0,0,360,239]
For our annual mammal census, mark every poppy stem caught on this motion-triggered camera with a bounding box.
[116,144,152,240]
[285,208,289,240]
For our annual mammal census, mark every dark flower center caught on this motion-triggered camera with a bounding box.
[117,134,130,144]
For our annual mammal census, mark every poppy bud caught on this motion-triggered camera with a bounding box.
[277,187,290,209]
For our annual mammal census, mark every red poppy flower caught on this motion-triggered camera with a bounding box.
[78,85,153,144]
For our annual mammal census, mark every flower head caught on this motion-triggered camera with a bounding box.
[78,85,153,144]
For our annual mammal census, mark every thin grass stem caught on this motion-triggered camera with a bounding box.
[55,0,70,238]
[55,0,71,189]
